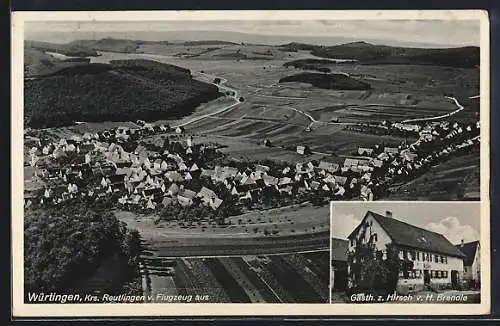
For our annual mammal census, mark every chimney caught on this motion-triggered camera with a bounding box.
[385,210,393,218]
[461,239,464,247]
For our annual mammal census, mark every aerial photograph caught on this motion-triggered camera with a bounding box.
[330,202,481,304]
[22,18,480,304]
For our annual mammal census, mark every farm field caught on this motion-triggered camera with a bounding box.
[87,48,477,158]
[385,152,480,201]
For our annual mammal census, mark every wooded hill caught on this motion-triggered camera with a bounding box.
[24,59,221,128]
[279,72,372,90]
[280,41,479,68]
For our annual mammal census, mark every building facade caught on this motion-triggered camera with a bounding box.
[456,240,480,286]
[331,238,349,292]
[347,210,466,294]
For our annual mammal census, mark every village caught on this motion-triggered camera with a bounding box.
[23,114,480,223]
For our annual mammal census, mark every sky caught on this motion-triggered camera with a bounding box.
[24,20,480,47]
[331,202,480,244]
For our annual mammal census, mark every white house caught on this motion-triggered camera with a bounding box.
[347,210,466,294]
[455,240,480,286]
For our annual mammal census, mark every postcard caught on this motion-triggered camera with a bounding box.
[11,10,489,317]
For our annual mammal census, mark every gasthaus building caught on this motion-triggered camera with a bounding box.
[346,210,466,294]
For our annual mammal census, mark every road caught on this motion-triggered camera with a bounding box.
[175,70,360,131]
[401,96,467,123]
[172,72,241,128]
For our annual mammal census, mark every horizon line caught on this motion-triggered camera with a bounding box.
[23,35,480,49]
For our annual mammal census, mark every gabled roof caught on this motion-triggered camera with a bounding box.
[197,186,217,199]
[210,197,223,210]
[334,175,348,185]
[318,161,339,172]
[384,147,399,154]
[167,183,180,194]
[201,169,215,177]
[165,171,184,182]
[241,175,257,185]
[255,164,270,173]
[349,211,466,258]
[278,177,292,185]
[455,241,479,266]
[263,175,279,186]
[331,238,349,262]
[179,189,197,199]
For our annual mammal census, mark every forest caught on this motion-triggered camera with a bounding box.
[24,60,222,128]
[24,203,141,295]
[280,41,479,68]
[279,72,372,90]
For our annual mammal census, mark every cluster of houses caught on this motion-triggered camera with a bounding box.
[24,115,480,213]
[345,119,479,189]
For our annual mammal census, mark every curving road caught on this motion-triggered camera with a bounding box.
[172,72,241,128]
[401,96,467,123]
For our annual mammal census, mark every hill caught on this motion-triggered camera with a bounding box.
[25,40,99,57]
[182,40,237,46]
[279,42,479,68]
[278,72,371,90]
[24,59,222,128]
[68,38,143,53]
[24,47,91,77]
[308,42,479,68]
[278,42,320,52]
[283,58,357,73]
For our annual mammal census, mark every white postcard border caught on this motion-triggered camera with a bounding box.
[11,9,490,317]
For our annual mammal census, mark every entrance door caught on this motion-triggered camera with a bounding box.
[451,270,459,289]
[334,266,347,290]
[423,270,430,285]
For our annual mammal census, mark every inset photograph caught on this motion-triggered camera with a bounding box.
[330,201,481,303]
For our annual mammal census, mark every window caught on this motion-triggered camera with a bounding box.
[431,270,435,278]
[440,256,444,263]
[399,250,404,259]
[350,239,354,246]
[434,255,439,263]
[438,271,443,278]
[443,271,448,278]
[373,233,378,242]
[444,257,448,264]
[416,251,420,261]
